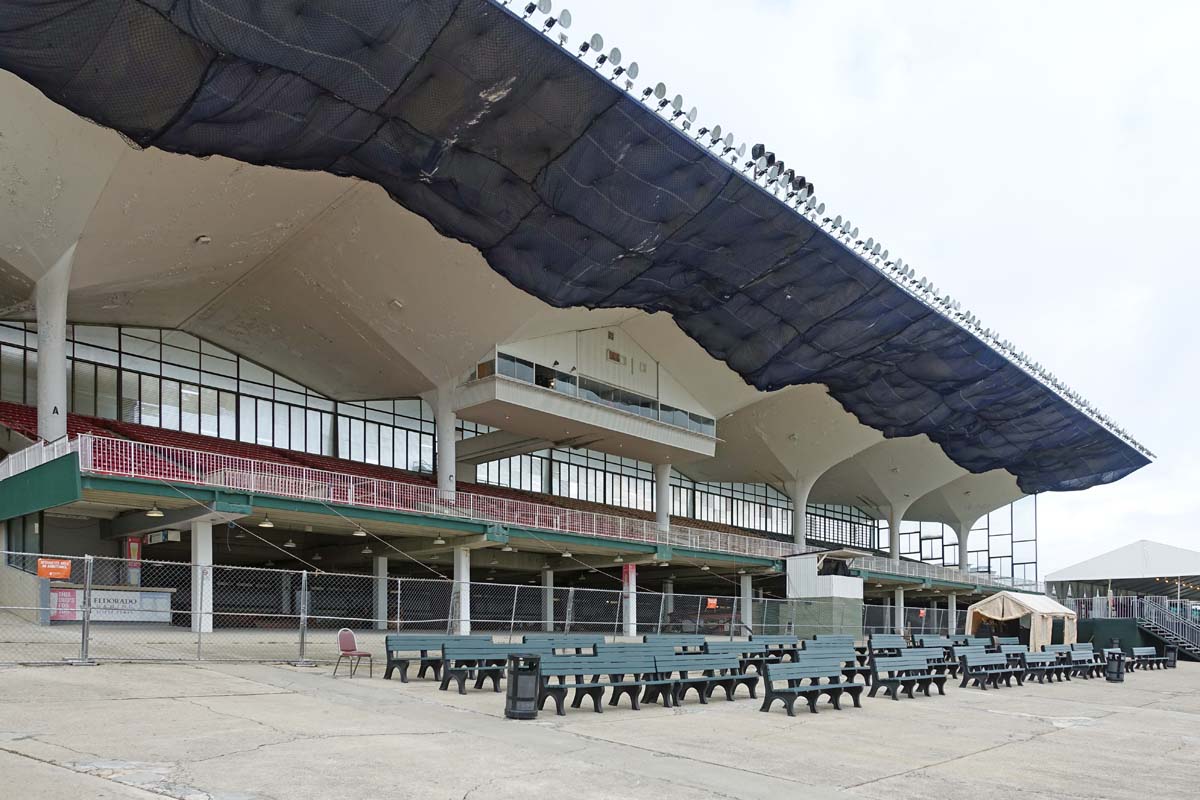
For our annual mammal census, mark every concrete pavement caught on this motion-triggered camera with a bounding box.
[0,660,1196,799]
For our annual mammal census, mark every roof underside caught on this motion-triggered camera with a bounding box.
[0,0,1149,493]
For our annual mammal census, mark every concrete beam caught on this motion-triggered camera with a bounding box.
[108,504,249,539]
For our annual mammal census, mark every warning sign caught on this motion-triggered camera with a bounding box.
[37,558,72,580]
[706,597,718,610]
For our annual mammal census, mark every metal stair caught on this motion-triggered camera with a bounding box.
[1137,599,1200,661]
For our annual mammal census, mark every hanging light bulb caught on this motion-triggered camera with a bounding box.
[312,552,323,562]
[502,544,514,552]
[361,544,373,555]
[283,538,296,549]
[352,527,368,537]
[145,504,164,518]
[700,564,710,571]
[561,551,573,558]
[432,536,446,546]
[259,515,274,529]
[613,554,624,563]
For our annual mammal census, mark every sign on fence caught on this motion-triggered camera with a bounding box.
[49,588,173,622]
[36,558,72,579]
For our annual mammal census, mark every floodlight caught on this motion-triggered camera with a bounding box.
[558,9,571,27]
[627,62,639,80]
[654,81,667,99]
[608,46,620,65]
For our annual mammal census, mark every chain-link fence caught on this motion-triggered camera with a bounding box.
[2,549,985,664]
[861,603,968,637]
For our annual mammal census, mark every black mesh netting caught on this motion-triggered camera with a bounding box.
[0,0,1149,492]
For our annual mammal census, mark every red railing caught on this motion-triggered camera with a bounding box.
[73,435,800,561]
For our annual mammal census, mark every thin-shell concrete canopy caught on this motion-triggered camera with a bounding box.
[0,0,1149,521]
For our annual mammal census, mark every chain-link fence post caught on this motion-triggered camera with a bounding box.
[656,594,664,634]
[508,585,519,641]
[395,577,402,632]
[298,570,308,663]
[564,587,575,632]
[79,555,94,662]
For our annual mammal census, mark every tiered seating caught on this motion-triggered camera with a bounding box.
[0,401,123,440]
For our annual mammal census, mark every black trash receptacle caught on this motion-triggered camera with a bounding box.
[1165,646,1178,669]
[1105,652,1125,683]
[505,653,541,720]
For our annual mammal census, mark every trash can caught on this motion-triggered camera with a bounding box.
[1105,651,1125,683]
[505,653,541,720]
[1109,638,1122,649]
[1165,646,1178,669]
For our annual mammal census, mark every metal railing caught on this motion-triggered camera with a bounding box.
[850,555,1043,593]
[0,436,74,481]
[1064,595,1200,652]
[0,550,873,665]
[65,434,802,560]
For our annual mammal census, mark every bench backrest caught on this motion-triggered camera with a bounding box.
[999,644,1029,655]
[764,655,851,683]
[812,635,858,646]
[962,652,1008,669]
[539,654,658,676]
[1131,647,1159,656]
[952,645,989,660]
[1023,652,1058,666]
[994,637,1021,646]
[802,642,857,662]
[385,634,492,653]
[1101,648,1123,657]
[869,634,909,651]
[704,641,754,655]
[901,647,951,663]
[749,635,800,648]
[1069,651,1095,663]
[1042,644,1072,655]
[872,655,936,676]
[642,635,707,646]
[598,643,681,658]
[960,638,992,647]
[522,634,603,646]
[443,641,523,660]
[654,653,741,674]
[1070,642,1096,652]
[916,637,954,650]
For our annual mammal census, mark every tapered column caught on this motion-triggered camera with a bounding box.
[190,520,213,633]
[35,244,74,442]
[653,463,671,532]
[374,555,388,630]
[453,546,471,635]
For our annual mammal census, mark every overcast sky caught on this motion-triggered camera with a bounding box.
[563,0,1200,573]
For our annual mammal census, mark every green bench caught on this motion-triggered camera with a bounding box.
[994,636,1021,647]
[439,641,520,694]
[869,654,946,700]
[522,634,604,655]
[915,636,955,651]
[704,640,772,675]
[1021,651,1068,683]
[760,654,865,715]
[803,641,872,685]
[954,637,992,648]
[900,647,958,679]
[813,634,868,665]
[1070,643,1106,676]
[1129,646,1167,670]
[957,648,1024,689]
[749,635,802,662]
[868,633,908,658]
[998,643,1029,666]
[642,634,707,653]
[383,634,492,682]
[655,653,758,704]
[537,653,676,714]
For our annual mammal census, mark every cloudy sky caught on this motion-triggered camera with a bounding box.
[564,0,1200,573]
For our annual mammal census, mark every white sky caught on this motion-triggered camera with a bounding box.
[562,0,1200,573]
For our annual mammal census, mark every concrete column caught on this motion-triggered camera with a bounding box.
[893,587,905,636]
[653,463,671,532]
[740,573,754,635]
[374,555,388,630]
[190,520,213,633]
[542,568,554,632]
[35,243,74,442]
[433,389,457,498]
[453,546,471,635]
[622,564,637,638]
[887,506,906,563]
[663,577,675,614]
[947,593,958,636]
[785,478,813,548]
[956,520,972,573]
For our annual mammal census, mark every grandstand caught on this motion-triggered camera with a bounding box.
[0,0,1152,644]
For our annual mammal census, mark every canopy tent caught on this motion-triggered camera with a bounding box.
[966,591,1076,653]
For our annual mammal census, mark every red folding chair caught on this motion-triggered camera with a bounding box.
[333,628,372,678]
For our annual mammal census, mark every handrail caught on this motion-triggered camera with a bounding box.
[1140,598,1200,649]
[849,554,1043,593]
[0,436,76,481]
[68,434,803,562]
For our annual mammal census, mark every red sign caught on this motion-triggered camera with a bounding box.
[37,558,72,580]
[918,608,926,618]
[706,597,718,610]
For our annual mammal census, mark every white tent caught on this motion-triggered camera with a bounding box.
[1045,540,1200,582]
[965,591,1077,653]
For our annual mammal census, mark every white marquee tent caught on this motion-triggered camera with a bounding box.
[965,591,1077,653]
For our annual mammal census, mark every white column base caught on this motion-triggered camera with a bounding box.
[190,520,213,634]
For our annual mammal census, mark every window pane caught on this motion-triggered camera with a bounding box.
[139,375,160,427]
[96,367,118,419]
[219,392,237,439]
[200,387,219,437]
[181,384,200,433]
[256,400,273,446]
[239,395,256,443]
[160,380,181,430]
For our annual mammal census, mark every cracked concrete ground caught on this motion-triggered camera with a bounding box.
[0,660,1197,799]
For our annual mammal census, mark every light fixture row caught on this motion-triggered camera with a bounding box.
[507,0,1151,459]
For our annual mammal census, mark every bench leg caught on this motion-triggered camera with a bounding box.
[785,696,799,717]
[806,693,820,714]
[828,687,843,710]
[959,672,970,689]
[934,678,946,696]
[544,688,567,716]
[847,686,863,708]
[759,693,778,714]
[744,677,759,699]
